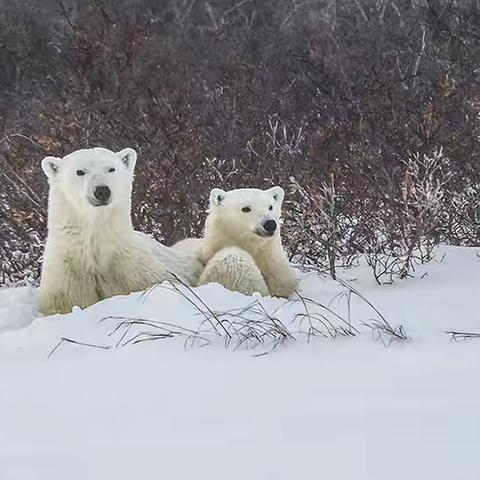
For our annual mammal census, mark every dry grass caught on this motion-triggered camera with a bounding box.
[335,279,411,345]
[446,331,480,342]
[47,273,411,357]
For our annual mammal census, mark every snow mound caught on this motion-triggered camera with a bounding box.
[0,285,39,333]
[1,245,480,357]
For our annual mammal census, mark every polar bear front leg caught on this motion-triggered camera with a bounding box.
[255,249,298,299]
[198,247,269,296]
[38,280,100,315]
[38,256,100,315]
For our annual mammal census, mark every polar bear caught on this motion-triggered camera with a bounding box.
[174,187,297,298]
[39,147,203,315]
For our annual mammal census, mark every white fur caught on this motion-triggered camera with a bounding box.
[174,187,297,298]
[39,147,203,315]
[199,247,269,296]
[172,238,203,256]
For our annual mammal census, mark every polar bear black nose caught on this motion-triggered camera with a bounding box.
[93,185,111,203]
[263,220,277,234]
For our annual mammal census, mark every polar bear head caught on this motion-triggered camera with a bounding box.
[42,147,137,214]
[207,187,285,244]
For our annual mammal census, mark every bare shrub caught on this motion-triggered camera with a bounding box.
[1,0,479,285]
[286,175,362,278]
[286,147,477,284]
[443,183,480,246]
[364,148,452,283]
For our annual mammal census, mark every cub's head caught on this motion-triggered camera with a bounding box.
[207,186,285,243]
[42,147,137,212]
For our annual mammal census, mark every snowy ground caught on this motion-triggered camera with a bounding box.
[0,246,479,480]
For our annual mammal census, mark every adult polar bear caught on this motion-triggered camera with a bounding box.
[39,147,203,315]
[174,187,297,298]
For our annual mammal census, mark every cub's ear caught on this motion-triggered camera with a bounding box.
[267,186,285,204]
[118,148,137,171]
[210,188,227,207]
[41,156,62,179]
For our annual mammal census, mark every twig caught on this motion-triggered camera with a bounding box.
[446,331,480,342]
[48,337,112,358]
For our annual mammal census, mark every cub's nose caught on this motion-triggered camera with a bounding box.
[263,219,277,234]
[93,185,111,203]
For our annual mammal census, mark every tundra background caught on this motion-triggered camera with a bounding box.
[1,0,479,285]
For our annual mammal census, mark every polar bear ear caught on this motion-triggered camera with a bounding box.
[117,148,137,171]
[210,188,227,207]
[41,156,62,178]
[267,186,285,204]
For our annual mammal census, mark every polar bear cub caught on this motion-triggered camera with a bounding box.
[39,147,203,315]
[175,187,297,298]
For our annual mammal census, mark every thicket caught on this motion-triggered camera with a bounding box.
[1,0,479,285]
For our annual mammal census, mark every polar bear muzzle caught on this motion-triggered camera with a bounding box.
[91,185,112,206]
[263,219,277,234]
[255,219,277,237]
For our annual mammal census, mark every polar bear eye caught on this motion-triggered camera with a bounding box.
[76,170,86,176]
[269,205,273,211]
[242,206,252,213]
[108,167,115,173]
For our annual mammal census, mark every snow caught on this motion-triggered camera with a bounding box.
[0,246,479,479]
